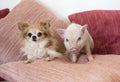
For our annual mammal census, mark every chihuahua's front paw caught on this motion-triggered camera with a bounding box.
[44,56,54,61]
[24,59,33,64]
[44,57,51,61]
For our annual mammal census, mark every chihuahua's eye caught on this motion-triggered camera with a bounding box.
[28,33,32,37]
[66,38,69,42]
[77,37,81,41]
[37,32,42,37]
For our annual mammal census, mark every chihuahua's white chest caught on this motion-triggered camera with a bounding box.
[21,40,48,60]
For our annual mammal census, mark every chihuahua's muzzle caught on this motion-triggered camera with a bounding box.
[32,36,37,41]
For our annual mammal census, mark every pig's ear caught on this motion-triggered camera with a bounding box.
[56,29,65,39]
[81,24,87,33]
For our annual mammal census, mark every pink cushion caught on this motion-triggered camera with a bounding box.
[0,0,67,64]
[0,8,9,19]
[68,10,120,54]
[0,55,120,82]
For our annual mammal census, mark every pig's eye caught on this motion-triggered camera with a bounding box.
[66,38,69,42]
[77,37,81,41]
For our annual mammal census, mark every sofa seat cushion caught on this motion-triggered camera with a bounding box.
[68,10,120,54]
[0,55,120,82]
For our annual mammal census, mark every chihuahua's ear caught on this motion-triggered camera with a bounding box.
[56,29,65,39]
[40,20,50,29]
[18,22,29,31]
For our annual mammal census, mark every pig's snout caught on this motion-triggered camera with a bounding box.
[71,48,79,54]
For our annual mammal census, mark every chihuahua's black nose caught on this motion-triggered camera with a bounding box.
[32,36,37,41]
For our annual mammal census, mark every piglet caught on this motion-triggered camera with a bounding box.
[56,23,94,63]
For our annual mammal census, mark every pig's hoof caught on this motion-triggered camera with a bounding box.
[88,56,94,61]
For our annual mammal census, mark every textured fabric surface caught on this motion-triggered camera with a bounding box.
[0,0,67,64]
[68,10,120,54]
[0,8,9,19]
[0,55,120,82]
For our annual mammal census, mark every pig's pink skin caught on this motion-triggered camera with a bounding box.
[70,52,77,56]
[70,49,79,55]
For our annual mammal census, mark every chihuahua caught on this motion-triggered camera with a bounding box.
[18,20,64,63]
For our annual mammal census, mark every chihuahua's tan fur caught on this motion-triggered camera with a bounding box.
[18,20,64,63]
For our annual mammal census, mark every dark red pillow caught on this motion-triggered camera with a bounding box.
[0,8,9,19]
[68,10,120,54]
[0,77,5,81]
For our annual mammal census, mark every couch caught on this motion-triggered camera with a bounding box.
[0,0,120,82]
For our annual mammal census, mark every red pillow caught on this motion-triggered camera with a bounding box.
[0,77,5,81]
[68,10,120,54]
[0,8,9,19]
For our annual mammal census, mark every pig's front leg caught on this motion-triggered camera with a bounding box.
[85,42,94,61]
[69,53,78,63]
[65,51,77,63]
